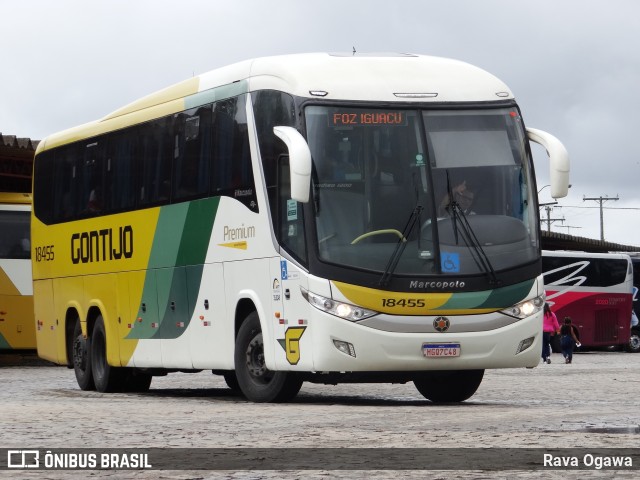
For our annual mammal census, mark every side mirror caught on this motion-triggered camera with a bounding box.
[526,128,570,199]
[273,126,312,203]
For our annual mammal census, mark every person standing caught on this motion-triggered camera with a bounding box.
[542,303,560,364]
[560,316,581,364]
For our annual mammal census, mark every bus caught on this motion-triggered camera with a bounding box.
[542,250,633,351]
[0,192,35,350]
[628,253,640,352]
[32,53,569,402]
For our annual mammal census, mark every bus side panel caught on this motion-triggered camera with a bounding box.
[190,263,232,370]
[83,273,121,366]
[33,279,60,363]
[0,294,35,350]
[549,290,632,347]
[274,259,313,371]
[128,269,162,367]
[158,266,192,368]
[223,259,276,369]
[52,277,85,364]
[115,271,137,367]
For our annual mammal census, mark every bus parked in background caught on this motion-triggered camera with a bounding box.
[32,53,569,402]
[0,192,35,350]
[542,250,633,352]
[627,253,640,352]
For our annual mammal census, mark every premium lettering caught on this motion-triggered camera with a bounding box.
[223,224,256,242]
[71,226,133,264]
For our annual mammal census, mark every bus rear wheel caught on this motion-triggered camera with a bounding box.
[234,312,302,403]
[91,315,124,393]
[413,369,484,403]
[626,329,640,353]
[72,320,95,391]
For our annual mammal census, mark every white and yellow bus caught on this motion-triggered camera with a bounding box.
[33,53,569,402]
[0,192,35,350]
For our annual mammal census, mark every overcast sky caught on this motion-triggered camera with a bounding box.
[2,0,639,246]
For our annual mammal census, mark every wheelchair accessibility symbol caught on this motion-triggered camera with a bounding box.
[441,252,460,273]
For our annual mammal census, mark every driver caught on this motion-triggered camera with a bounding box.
[438,180,475,216]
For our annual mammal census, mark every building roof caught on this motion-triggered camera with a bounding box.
[0,132,39,193]
[542,230,640,253]
[1,133,40,150]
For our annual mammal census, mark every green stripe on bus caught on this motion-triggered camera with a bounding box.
[440,279,534,311]
[185,80,249,110]
[130,198,219,340]
[477,280,534,309]
[176,197,219,266]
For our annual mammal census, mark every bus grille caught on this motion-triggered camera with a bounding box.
[594,309,618,343]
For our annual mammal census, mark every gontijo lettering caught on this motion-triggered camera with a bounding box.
[71,226,133,264]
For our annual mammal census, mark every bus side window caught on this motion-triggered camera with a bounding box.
[33,150,54,224]
[52,145,80,221]
[173,105,212,202]
[107,130,136,213]
[211,95,257,211]
[278,156,307,263]
[138,117,173,208]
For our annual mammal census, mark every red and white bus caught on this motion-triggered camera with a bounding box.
[542,251,633,351]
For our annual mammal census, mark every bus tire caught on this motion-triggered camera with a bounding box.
[234,312,302,403]
[626,328,640,353]
[413,369,484,403]
[72,320,95,391]
[90,315,124,393]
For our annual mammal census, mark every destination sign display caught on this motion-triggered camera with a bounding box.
[330,111,407,127]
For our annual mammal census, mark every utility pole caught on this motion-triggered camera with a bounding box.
[583,195,619,241]
[540,204,564,232]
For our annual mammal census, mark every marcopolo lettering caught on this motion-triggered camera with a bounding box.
[71,226,133,264]
[409,280,466,289]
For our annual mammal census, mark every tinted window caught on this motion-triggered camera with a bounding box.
[543,256,629,287]
[138,116,173,207]
[211,95,257,211]
[0,210,30,259]
[252,90,296,224]
[33,94,256,224]
[173,105,212,201]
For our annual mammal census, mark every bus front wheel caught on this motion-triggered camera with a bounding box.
[234,312,302,403]
[91,316,124,393]
[414,370,484,403]
[72,320,95,391]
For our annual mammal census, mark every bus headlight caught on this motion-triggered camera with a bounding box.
[500,295,545,319]
[301,288,378,322]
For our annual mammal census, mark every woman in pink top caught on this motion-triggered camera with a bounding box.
[542,303,560,364]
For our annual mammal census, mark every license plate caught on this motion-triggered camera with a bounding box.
[423,343,461,358]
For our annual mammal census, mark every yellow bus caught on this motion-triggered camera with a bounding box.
[0,192,35,350]
[32,53,569,401]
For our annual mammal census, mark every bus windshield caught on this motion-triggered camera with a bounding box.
[306,106,538,277]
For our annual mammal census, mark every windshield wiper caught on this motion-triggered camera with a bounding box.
[448,203,500,286]
[379,204,423,287]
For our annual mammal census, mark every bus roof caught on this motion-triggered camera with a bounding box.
[542,250,632,261]
[37,53,514,153]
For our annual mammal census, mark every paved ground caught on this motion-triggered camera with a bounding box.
[0,351,638,479]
